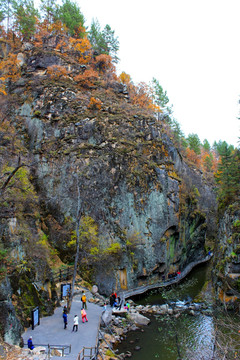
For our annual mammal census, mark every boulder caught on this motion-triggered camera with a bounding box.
[129,312,150,326]
[101,308,112,326]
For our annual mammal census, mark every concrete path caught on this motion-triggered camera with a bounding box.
[22,294,103,360]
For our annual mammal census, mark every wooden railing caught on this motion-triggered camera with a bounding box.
[52,266,74,283]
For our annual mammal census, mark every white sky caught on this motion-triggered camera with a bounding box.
[77,0,240,147]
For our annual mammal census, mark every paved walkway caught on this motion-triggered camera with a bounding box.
[22,294,103,360]
[123,254,213,298]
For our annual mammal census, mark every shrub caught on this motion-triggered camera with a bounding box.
[74,68,98,88]
[47,65,69,79]
[87,97,102,110]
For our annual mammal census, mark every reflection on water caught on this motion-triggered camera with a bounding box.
[134,263,209,306]
[117,263,215,360]
[117,263,240,359]
[117,313,214,360]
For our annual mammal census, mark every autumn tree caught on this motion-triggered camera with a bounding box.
[70,36,92,64]
[0,53,21,95]
[119,71,131,85]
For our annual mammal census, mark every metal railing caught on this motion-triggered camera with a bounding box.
[123,254,213,298]
[25,343,71,358]
[77,346,97,360]
[77,314,102,360]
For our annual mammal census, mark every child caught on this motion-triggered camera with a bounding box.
[81,308,88,323]
[72,315,79,332]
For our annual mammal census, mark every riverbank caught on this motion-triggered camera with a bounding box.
[99,298,212,360]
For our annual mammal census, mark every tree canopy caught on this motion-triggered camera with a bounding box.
[89,19,119,63]
[54,0,85,36]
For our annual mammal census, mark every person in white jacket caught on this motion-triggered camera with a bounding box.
[72,315,79,332]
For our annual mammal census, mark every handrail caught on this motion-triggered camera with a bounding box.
[76,313,102,360]
[77,346,96,360]
[24,343,71,356]
[123,254,213,298]
[52,266,74,283]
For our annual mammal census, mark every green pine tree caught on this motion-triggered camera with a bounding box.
[54,0,85,36]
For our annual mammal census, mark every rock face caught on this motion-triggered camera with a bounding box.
[9,42,217,296]
[0,38,217,342]
[213,205,240,309]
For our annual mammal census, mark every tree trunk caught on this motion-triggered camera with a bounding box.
[67,175,82,313]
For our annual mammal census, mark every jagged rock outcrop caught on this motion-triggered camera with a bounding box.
[213,204,240,309]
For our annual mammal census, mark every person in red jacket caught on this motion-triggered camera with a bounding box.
[81,308,88,323]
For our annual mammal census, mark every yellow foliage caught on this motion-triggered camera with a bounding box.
[70,38,92,64]
[119,71,131,84]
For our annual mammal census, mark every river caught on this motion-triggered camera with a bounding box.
[116,263,240,360]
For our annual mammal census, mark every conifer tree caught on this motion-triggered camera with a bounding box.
[40,0,57,24]
[203,139,210,152]
[89,19,119,63]
[0,0,14,32]
[54,0,84,36]
[13,0,39,40]
[215,143,240,207]
[151,77,169,108]
[187,133,201,155]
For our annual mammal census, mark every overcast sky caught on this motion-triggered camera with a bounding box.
[77,0,240,147]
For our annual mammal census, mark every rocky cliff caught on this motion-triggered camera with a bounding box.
[213,204,240,309]
[0,37,217,343]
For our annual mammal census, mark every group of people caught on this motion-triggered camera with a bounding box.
[109,291,130,311]
[62,291,88,331]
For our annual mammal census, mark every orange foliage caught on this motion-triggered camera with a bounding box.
[88,97,102,110]
[70,37,92,64]
[185,147,201,167]
[74,68,98,88]
[94,54,115,74]
[130,82,160,111]
[49,20,67,35]
[0,53,21,95]
[47,65,69,79]
[34,19,50,46]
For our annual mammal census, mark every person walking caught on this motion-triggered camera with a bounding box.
[63,311,68,329]
[81,291,87,309]
[72,315,79,332]
[81,308,88,323]
[27,336,34,350]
